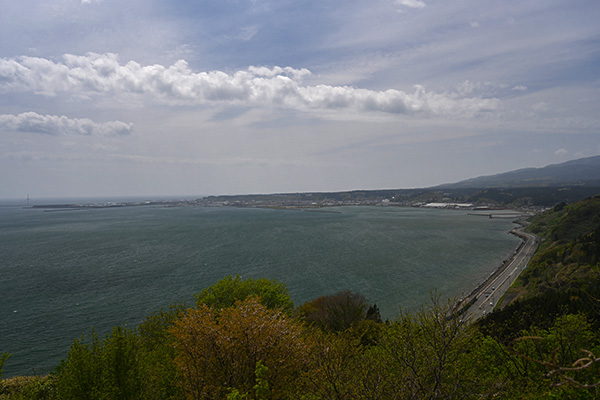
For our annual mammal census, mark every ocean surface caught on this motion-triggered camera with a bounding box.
[0,202,520,377]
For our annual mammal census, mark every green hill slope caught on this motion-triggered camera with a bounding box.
[479,195,600,340]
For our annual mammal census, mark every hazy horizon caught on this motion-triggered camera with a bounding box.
[1,152,599,202]
[1,1,599,198]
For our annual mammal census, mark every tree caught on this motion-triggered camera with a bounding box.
[53,324,176,400]
[295,329,399,400]
[136,304,185,399]
[194,275,294,312]
[378,294,481,399]
[170,296,310,399]
[506,313,600,397]
[366,303,383,323]
[296,290,369,332]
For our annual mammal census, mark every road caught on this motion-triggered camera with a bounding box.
[463,224,539,321]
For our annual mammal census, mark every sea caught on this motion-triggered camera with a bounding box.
[0,198,520,377]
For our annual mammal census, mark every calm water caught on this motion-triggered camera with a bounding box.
[0,204,519,377]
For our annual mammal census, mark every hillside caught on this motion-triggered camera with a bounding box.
[199,156,600,209]
[513,195,600,300]
[439,155,600,189]
[479,195,600,340]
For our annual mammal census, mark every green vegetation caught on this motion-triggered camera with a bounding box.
[2,196,600,399]
[481,195,600,340]
[194,275,294,313]
[0,354,10,381]
[478,195,600,393]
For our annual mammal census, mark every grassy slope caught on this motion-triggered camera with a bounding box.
[480,194,600,340]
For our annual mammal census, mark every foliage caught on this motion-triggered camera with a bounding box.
[0,353,10,381]
[296,330,369,399]
[378,295,485,399]
[226,361,271,400]
[502,195,600,306]
[135,304,185,399]
[501,313,600,398]
[464,187,600,207]
[0,376,54,400]
[477,195,600,398]
[295,290,370,332]
[53,320,182,400]
[53,327,144,400]
[170,296,310,399]
[194,275,294,312]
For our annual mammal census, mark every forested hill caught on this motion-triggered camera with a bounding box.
[480,194,600,340]
[507,194,600,302]
[439,155,600,189]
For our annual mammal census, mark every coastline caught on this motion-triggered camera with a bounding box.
[458,219,539,319]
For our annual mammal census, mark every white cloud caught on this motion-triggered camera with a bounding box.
[512,85,527,91]
[555,148,568,156]
[81,0,102,4]
[0,53,499,117]
[395,0,426,9]
[455,80,508,97]
[0,112,134,136]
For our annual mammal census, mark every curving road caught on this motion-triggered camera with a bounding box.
[463,224,539,321]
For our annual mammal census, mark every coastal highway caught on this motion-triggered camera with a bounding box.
[464,225,539,321]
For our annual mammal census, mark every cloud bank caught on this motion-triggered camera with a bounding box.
[0,53,499,117]
[0,112,134,136]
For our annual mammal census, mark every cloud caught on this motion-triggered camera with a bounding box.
[0,112,134,136]
[532,102,549,113]
[0,53,499,117]
[512,85,527,91]
[394,0,426,9]
[555,148,568,156]
[81,0,102,4]
[236,25,259,41]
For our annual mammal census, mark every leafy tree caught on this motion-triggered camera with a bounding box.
[194,275,294,312]
[53,330,104,399]
[506,313,600,397]
[226,361,271,400]
[170,296,310,399]
[0,375,55,400]
[296,290,370,332]
[53,325,174,400]
[366,303,382,323]
[296,331,365,399]
[295,330,398,400]
[136,305,185,399]
[378,294,482,399]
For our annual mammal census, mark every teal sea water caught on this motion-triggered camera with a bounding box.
[0,203,520,377]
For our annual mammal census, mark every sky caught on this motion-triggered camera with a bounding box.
[1,0,599,198]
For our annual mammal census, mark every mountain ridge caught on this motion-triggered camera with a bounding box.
[437,155,600,189]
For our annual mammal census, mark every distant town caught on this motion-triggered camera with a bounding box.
[26,155,600,212]
[29,186,585,213]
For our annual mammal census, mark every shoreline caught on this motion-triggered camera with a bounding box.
[457,218,539,318]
